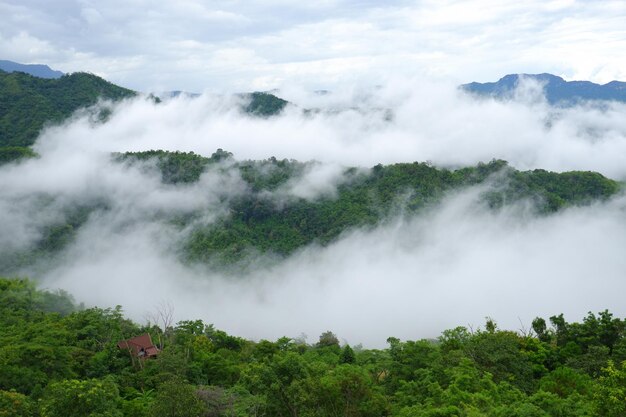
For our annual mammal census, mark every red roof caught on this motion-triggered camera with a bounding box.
[117,333,160,358]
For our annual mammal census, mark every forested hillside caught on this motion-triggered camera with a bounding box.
[2,68,625,417]
[0,70,289,165]
[0,70,137,148]
[241,92,289,116]
[1,277,626,417]
[120,150,620,266]
[0,149,619,274]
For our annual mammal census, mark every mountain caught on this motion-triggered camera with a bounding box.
[0,59,64,79]
[2,150,618,273]
[461,73,626,105]
[241,91,289,116]
[155,90,290,116]
[0,67,290,160]
[0,70,137,149]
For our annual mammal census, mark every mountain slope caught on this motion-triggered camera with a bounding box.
[242,91,289,116]
[2,150,618,274]
[461,73,626,105]
[0,69,290,156]
[0,70,137,148]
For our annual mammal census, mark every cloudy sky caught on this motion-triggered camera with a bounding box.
[1,0,625,92]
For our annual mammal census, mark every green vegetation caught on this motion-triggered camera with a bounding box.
[1,277,626,416]
[0,201,101,274]
[242,92,289,116]
[115,149,232,184]
[0,68,287,166]
[0,146,37,164]
[167,152,618,266]
[0,69,136,149]
[2,150,619,274]
[2,68,623,416]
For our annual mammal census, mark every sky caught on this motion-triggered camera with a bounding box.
[1,0,626,92]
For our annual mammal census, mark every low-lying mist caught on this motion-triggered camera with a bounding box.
[2,78,626,347]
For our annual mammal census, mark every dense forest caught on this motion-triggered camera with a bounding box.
[0,70,137,149]
[1,149,619,274]
[0,70,290,165]
[2,69,626,416]
[1,277,626,417]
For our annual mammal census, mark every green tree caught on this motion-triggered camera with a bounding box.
[0,389,34,417]
[341,345,357,364]
[465,330,535,392]
[317,331,340,349]
[39,377,122,417]
[311,364,388,417]
[150,378,206,417]
[532,318,551,343]
[539,367,592,398]
[593,360,626,417]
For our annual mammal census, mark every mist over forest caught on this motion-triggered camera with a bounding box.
[4,2,626,415]
[2,77,626,347]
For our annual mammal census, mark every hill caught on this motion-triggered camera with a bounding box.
[0,59,64,79]
[2,150,619,273]
[241,91,289,116]
[0,70,137,150]
[461,73,626,105]
[0,69,289,164]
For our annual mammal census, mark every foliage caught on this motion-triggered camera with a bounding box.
[2,150,620,275]
[242,91,289,116]
[176,153,620,267]
[593,360,626,417]
[115,149,227,184]
[39,377,123,417]
[0,70,136,148]
[341,344,357,364]
[1,277,625,416]
[149,378,207,417]
[0,146,37,164]
[0,389,34,417]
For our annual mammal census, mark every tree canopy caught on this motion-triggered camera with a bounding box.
[1,277,625,416]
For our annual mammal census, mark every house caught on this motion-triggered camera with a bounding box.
[117,333,160,358]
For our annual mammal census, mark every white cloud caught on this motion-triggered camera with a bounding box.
[1,0,625,90]
[38,182,626,347]
[1,81,626,345]
[0,31,59,61]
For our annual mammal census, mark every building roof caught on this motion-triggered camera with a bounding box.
[117,333,160,358]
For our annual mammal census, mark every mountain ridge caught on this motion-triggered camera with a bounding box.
[0,70,137,149]
[0,59,64,79]
[462,73,626,105]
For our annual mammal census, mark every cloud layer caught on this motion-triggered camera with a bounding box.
[1,0,625,91]
[1,82,626,346]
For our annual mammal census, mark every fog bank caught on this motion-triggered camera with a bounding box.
[38,188,626,347]
[32,77,626,179]
[2,78,626,346]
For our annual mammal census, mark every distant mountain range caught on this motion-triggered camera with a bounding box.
[462,73,626,105]
[0,59,64,79]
